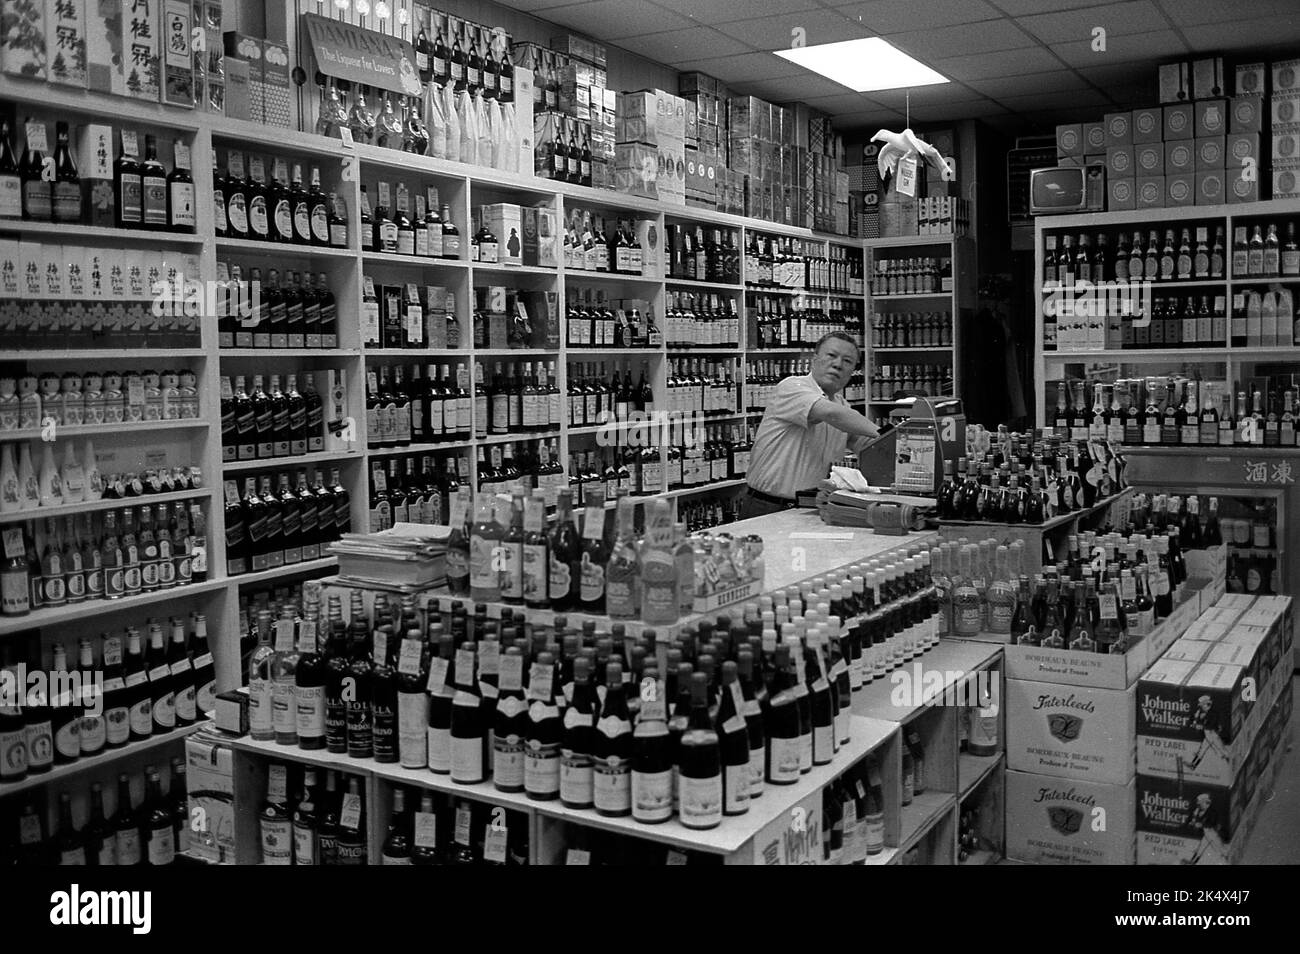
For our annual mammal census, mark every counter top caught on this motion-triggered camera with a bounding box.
[723,507,938,593]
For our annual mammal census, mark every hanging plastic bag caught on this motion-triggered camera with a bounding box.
[487,97,505,169]
[427,87,447,159]
[500,102,518,174]
[458,88,478,166]
[474,92,493,169]
[442,83,461,163]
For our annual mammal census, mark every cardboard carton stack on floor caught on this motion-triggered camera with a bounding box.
[1135,593,1294,864]
[1002,574,1214,864]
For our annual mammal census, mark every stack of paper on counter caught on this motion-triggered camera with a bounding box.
[328,524,449,588]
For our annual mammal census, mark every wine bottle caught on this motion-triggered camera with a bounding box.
[524,651,562,800]
[677,673,722,830]
[593,662,633,817]
[449,641,487,784]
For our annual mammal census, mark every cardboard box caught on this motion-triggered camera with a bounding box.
[1108,177,1136,210]
[1227,173,1259,203]
[1196,169,1226,205]
[123,0,161,101]
[194,0,224,114]
[1273,163,1300,198]
[1167,174,1194,206]
[1273,58,1300,92]
[1,0,48,78]
[1164,103,1195,140]
[1231,95,1265,133]
[1006,770,1136,865]
[77,123,115,227]
[1135,142,1163,175]
[185,731,237,864]
[1137,175,1165,208]
[1164,140,1195,173]
[1160,61,1191,103]
[1136,771,1249,844]
[1195,136,1226,170]
[1056,123,1084,156]
[1193,56,1227,99]
[1236,62,1267,96]
[224,55,250,121]
[1132,107,1163,144]
[1195,98,1229,136]
[484,204,522,266]
[1007,678,1136,784]
[161,0,194,108]
[1273,91,1300,126]
[1104,111,1133,146]
[1106,146,1135,178]
[261,38,290,127]
[46,0,87,87]
[521,206,556,268]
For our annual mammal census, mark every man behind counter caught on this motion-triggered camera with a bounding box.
[740,330,881,520]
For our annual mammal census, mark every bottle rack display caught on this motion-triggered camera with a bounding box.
[0,71,870,825]
[1035,202,1300,429]
[865,234,974,422]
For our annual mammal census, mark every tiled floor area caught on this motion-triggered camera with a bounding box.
[1240,679,1299,865]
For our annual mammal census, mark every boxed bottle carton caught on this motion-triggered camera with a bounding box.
[1006,770,1136,865]
[1006,678,1136,784]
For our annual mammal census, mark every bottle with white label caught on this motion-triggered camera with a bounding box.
[593,661,633,817]
[167,140,196,232]
[493,646,529,793]
[449,641,487,784]
[145,769,175,866]
[381,787,414,864]
[123,628,152,741]
[248,609,276,741]
[77,638,107,755]
[292,769,320,866]
[270,611,299,746]
[294,614,327,749]
[113,773,142,865]
[524,651,562,800]
[678,673,723,829]
[560,656,597,809]
[716,661,751,817]
[260,763,292,865]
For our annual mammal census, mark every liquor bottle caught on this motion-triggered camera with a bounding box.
[167,620,195,728]
[190,615,215,719]
[548,491,582,612]
[493,646,529,793]
[426,632,456,774]
[335,777,367,865]
[144,769,175,866]
[85,782,115,865]
[20,119,52,221]
[270,611,300,746]
[51,121,81,223]
[440,203,461,259]
[578,489,608,613]
[291,769,320,866]
[167,140,195,232]
[560,656,597,809]
[109,773,141,865]
[524,651,562,800]
[678,672,722,830]
[449,641,488,784]
[469,495,502,602]
[0,119,21,220]
[139,136,169,230]
[593,662,633,817]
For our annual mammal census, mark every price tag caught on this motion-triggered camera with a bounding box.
[483,825,508,863]
[267,764,288,800]
[449,492,468,527]
[582,506,604,541]
[478,639,500,677]
[455,648,476,687]
[398,638,423,676]
[372,631,389,663]
[426,656,449,691]
[224,480,241,507]
[414,811,437,848]
[665,850,689,865]
[729,682,746,719]
[856,780,867,800]
[896,154,919,197]
[339,127,355,149]
[274,619,296,652]
[120,129,139,158]
[2,528,24,559]
[723,714,746,735]
[174,143,192,170]
[128,378,146,407]
[528,662,554,701]
[340,793,362,830]
[565,849,591,865]
[498,653,524,692]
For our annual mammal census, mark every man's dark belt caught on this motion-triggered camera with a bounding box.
[745,486,795,507]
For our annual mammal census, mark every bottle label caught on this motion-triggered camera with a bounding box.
[248,195,268,236]
[116,828,141,866]
[153,687,176,730]
[813,723,835,764]
[724,763,750,813]
[768,735,801,783]
[678,773,723,828]
[548,555,572,600]
[129,696,153,736]
[470,534,498,590]
[148,826,176,866]
[524,739,561,796]
[579,556,605,603]
[501,543,523,600]
[494,734,525,790]
[170,183,196,228]
[450,734,485,782]
[748,747,766,798]
[560,753,594,805]
[293,824,317,866]
[293,684,324,740]
[593,757,631,813]
[261,818,292,864]
[426,724,451,773]
[80,711,107,753]
[274,199,292,238]
[24,719,52,768]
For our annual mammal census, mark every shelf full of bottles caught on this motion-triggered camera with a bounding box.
[1035,201,1300,438]
[865,236,972,417]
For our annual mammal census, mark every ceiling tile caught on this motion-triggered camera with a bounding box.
[1015,1,1169,45]
[992,0,1119,14]
[676,51,806,83]
[800,92,886,113]
[1181,15,1300,52]
[671,52,807,84]
[645,0,820,26]
[1153,0,1298,27]
[906,99,1010,121]
[966,70,1090,97]
[492,0,586,12]
[543,0,696,41]
[1049,29,1188,68]
[713,10,872,50]
[868,84,989,108]
[994,88,1111,112]
[885,20,1039,61]
[934,46,1063,81]
[1074,62,1155,87]
[619,28,751,65]
[829,0,1002,35]
[759,73,863,100]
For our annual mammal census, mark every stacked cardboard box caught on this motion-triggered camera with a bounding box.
[615,89,686,205]
[1269,59,1300,198]
[1135,593,1293,864]
[679,72,725,209]
[1003,575,1214,865]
